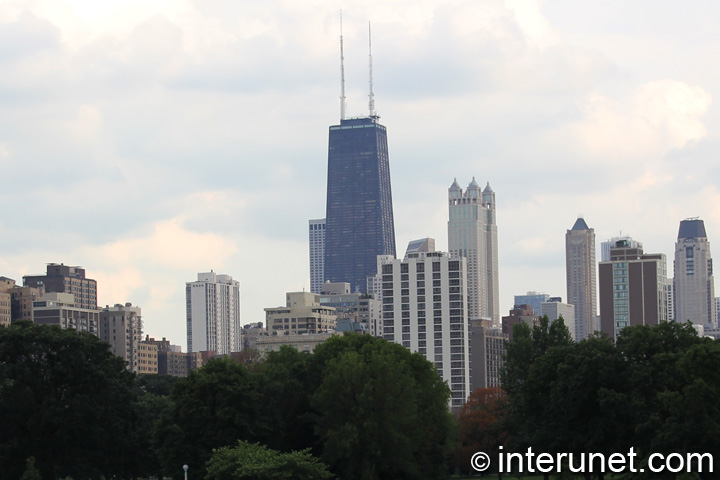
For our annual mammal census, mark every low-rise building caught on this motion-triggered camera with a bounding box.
[33,292,100,335]
[254,332,335,356]
[264,292,337,335]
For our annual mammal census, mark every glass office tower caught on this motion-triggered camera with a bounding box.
[324,116,396,293]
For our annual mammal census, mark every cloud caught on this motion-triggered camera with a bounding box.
[567,80,711,162]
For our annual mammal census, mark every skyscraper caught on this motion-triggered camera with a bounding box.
[448,178,499,325]
[186,271,241,354]
[566,217,597,340]
[674,218,716,327]
[309,218,326,294]
[324,26,396,293]
[599,238,668,339]
[379,250,470,409]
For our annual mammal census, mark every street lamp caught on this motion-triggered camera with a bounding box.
[183,464,188,480]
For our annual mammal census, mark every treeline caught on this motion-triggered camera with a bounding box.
[0,322,455,480]
[456,318,720,480]
[4,320,718,480]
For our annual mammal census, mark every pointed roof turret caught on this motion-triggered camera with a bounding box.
[571,217,590,230]
[468,177,480,189]
[450,178,461,190]
[483,182,493,193]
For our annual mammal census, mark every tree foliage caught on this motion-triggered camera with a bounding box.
[206,440,333,480]
[310,335,454,480]
[454,387,508,475]
[499,321,720,480]
[0,322,137,480]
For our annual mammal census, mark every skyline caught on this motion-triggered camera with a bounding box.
[1,1,719,349]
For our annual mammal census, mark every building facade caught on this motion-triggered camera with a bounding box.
[673,218,716,327]
[468,319,506,393]
[513,291,550,317]
[264,292,337,335]
[599,239,668,339]
[565,217,597,341]
[0,277,14,326]
[601,235,642,262]
[318,281,382,336]
[253,332,335,356]
[379,251,471,409]
[99,303,143,372]
[23,263,97,310]
[501,305,538,343]
[186,271,241,355]
[448,178,499,326]
[324,116,396,293]
[540,299,575,335]
[309,218,326,294]
[32,292,99,335]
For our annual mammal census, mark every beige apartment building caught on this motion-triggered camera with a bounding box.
[265,292,337,334]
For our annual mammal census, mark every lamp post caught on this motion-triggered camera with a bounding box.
[183,464,188,480]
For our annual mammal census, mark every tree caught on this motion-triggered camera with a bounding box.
[310,335,454,480]
[206,440,333,480]
[154,357,266,479]
[454,387,508,475]
[0,322,137,480]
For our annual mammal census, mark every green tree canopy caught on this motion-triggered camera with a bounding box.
[206,440,333,480]
[0,322,137,480]
[310,335,454,480]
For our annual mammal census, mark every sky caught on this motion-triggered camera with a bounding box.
[1,0,719,349]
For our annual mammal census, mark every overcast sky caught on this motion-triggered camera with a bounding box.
[1,0,719,349]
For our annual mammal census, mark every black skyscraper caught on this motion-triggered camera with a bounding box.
[324,115,396,293]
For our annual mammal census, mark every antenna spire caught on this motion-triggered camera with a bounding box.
[368,21,376,117]
[339,11,347,121]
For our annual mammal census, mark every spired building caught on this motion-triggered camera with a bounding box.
[674,218,716,327]
[186,272,241,355]
[323,23,396,294]
[566,218,597,341]
[448,178,499,325]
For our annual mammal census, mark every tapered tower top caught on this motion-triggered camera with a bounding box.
[572,217,590,230]
[678,218,707,239]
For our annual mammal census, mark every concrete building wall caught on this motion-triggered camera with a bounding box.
[99,303,143,372]
[23,263,97,310]
[137,342,158,374]
[32,293,99,335]
[265,292,337,335]
[309,218,326,294]
[599,244,668,339]
[674,219,716,327]
[566,218,597,341]
[448,178,499,326]
[380,251,471,409]
[186,271,241,354]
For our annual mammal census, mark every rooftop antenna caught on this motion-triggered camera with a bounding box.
[368,21,376,117]
[339,11,347,121]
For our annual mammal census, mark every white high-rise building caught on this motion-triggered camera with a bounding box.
[541,299,575,337]
[448,178,499,326]
[674,218,716,327]
[309,218,326,294]
[566,217,597,341]
[379,250,470,409]
[186,271,241,354]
